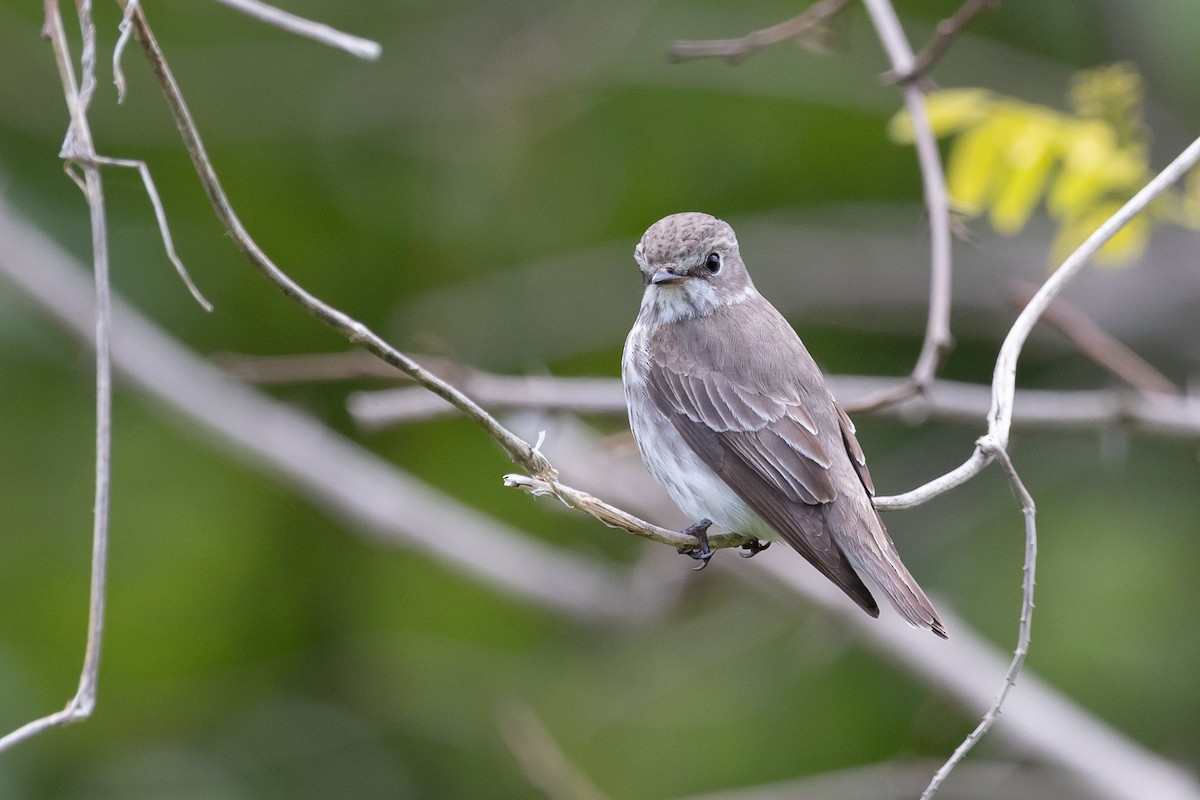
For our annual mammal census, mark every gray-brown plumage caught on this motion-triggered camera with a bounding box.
[622,212,945,637]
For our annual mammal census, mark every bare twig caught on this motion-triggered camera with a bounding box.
[856,2,1198,793]
[112,0,140,102]
[1012,281,1181,396]
[90,153,212,311]
[667,0,853,63]
[919,445,1037,800]
[210,0,382,60]
[1,0,111,753]
[882,0,998,85]
[503,474,754,552]
[856,0,955,412]
[984,136,1200,449]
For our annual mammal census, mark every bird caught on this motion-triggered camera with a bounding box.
[621,212,946,637]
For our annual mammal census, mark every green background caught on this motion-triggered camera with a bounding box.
[0,1,1197,797]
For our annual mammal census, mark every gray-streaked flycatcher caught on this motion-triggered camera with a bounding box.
[622,212,946,637]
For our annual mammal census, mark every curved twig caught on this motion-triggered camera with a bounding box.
[1,0,111,754]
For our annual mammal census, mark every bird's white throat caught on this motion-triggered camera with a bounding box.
[640,280,757,325]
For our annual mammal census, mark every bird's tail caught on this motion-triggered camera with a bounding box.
[837,507,946,638]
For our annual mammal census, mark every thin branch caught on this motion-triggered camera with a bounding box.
[210,0,382,61]
[1012,281,1180,396]
[855,6,1200,795]
[1,0,111,753]
[503,474,754,552]
[91,154,212,311]
[920,444,1037,800]
[112,0,139,102]
[870,127,1200,796]
[857,0,955,411]
[667,0,853,63]
[882,0,998,85]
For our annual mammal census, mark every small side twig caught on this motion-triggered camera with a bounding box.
[854,0,955,413]
[1012,281,1181,396]
[668,0,853,63]
[90,153,212,311]
[883,0,998,85]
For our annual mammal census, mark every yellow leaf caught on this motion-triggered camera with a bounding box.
[888,88,993,143]
[990,109,1062,233]
[946,116,1012,215]
[1047,121,1145,218]
[1050,201,1149,268]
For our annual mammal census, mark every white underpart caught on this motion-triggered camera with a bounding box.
[622,283,770,539]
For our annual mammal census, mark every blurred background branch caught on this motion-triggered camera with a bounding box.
[341,367,1200,439]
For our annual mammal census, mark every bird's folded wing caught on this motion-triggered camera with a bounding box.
[648,366,879,616]
[835,401,875,495]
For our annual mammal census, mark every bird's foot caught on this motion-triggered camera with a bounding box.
[738,539,771,558]
[676,518,714,571]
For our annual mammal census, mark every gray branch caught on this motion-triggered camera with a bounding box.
[347,372,1200,441]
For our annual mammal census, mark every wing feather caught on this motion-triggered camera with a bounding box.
[646,363,879,617]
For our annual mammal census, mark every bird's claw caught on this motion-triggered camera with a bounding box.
[677,518,714,570]
[738,540,771,558]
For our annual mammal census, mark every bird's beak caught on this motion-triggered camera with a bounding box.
[651,268,688,286]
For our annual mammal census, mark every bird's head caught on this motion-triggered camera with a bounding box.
[634,212,755,322]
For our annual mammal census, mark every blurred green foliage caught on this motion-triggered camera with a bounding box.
[1,1,1198,798]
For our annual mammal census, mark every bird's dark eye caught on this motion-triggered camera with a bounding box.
[704,252,722,273]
